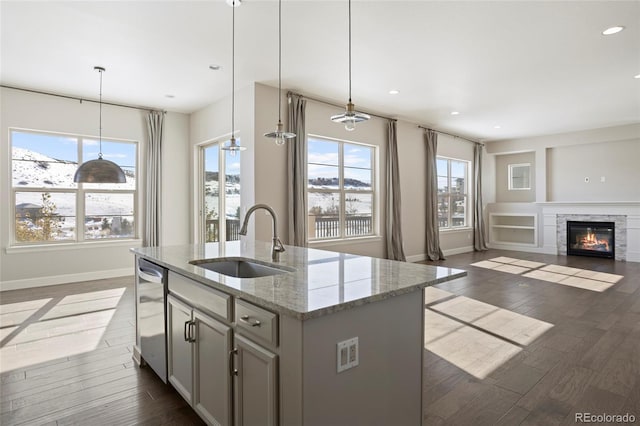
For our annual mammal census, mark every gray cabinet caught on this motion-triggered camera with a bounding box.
[233,334,278,426]
[167,294,232,426]
[194,310,233,426]
[167,295,193,404]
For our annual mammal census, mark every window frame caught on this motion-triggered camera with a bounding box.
[196,137,243,244]
[437,156,470,231]
[306,134,378,242]
[10,128,139,247]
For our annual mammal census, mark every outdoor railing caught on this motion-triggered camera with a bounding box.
[205,219,240,242]
[311,215,372,239]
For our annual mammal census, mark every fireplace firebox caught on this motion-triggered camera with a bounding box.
[567,221,615,259]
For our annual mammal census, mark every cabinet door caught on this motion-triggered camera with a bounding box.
[234,334,278,426]
[194,310,233,426]
[167,295,194,404]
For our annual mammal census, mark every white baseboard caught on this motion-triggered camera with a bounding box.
[443,246,474,257]
[406,254,426,263]
[406,246,474,263]
[627,250,640,263]
[0,268,133,292]
[488,243,547,254]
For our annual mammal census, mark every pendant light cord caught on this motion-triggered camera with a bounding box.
[98,68,103,159]
[348,0,352,104]
[278,0,282,122]
[232,0,236,140]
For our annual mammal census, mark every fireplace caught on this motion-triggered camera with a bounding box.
[567,221,615,259]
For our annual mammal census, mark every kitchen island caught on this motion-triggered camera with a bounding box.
[132,241,466,426]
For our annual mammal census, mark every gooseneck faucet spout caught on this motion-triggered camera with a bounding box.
[239,204,285,262]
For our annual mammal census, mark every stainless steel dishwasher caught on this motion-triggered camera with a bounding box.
[134,257,168,383]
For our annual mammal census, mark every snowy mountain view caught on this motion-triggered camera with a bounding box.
[12,147,136,242]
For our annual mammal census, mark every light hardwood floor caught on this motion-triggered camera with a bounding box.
[0,250,638,425]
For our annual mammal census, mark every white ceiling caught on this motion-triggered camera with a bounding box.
[1,0,639,141]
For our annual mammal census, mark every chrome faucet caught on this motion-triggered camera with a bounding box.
[239,204,285,262]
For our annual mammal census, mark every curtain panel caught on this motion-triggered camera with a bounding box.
[424,129,445,260]
[144,111,164,247]
[473,143,488,250]
[385,120,406,261]
[287,94,308,246]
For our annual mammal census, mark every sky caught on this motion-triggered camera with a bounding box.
[204,140,241,177]
[307,137,372,185]
[11,130,136,167]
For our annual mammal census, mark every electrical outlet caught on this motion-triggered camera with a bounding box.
[337,337,359,373]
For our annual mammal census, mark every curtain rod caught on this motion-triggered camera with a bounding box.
[287,91,396,122]
[418,125,483,146]
[1,84,165,113]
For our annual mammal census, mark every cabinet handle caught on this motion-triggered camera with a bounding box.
[240,315,261,327]
[229,348,238,377]
[184,320,190,342]
[184,320,196,343]
[188,320,196,343]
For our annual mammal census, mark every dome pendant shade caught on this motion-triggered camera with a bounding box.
[331,101,370,132]
[264,121,296,145]
[74,157,126,183]
[74,66,127,183]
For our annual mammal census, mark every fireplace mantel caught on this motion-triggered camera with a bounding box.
[539,202,640,262]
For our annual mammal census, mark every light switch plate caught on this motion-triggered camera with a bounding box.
[337,337,359,373]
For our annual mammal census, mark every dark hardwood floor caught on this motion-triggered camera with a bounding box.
[0,250,638,425]
[421,250,640,425]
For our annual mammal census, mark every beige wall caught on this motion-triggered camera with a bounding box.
[547,139,640,201]
[0,88,190,288]
[486,123,640,203]
[495,152,535,203]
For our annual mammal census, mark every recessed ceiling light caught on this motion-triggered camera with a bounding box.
[494,125,501,129]
[226,0,241,7]
[165,94,175,99]
[388,90,399,95]
[602,26,624,35]
[635,74,640,79]
[451,111,460,115]
[209,64,221,71]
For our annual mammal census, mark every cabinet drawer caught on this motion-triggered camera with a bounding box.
[168,271,231,322]
[235,299,278,347]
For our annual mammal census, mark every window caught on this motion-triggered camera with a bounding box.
[437,157,469,229]
[508,163,531,190]
[11,129,137,244]
[200,139,241,243]
[307,136,376,241]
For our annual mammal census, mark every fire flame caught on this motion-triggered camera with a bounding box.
[579,230,609,251]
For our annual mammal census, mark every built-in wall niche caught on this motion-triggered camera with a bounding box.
[508,163,531,190]
[489,213,537,247]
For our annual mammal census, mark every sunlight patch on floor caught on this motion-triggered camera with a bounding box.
[470,257,624,292]
[424,290,554,379]
[424,309,522,379]
[431,296,554,345]
[0,288,126,373]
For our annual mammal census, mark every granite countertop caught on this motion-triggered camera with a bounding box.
[132,241,466,320]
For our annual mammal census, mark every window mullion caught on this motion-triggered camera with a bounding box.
[219,144,226,243]
[339,142,345,239]
[77,136,85,242]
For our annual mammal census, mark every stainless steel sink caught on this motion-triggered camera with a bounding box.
[189,257,295,278]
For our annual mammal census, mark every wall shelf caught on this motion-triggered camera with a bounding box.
[489,213,537,246]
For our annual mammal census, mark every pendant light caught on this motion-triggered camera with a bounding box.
[264,0,295,145]
[74,66,126,183]
[330,0,369,131]
[221,0,246,156]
